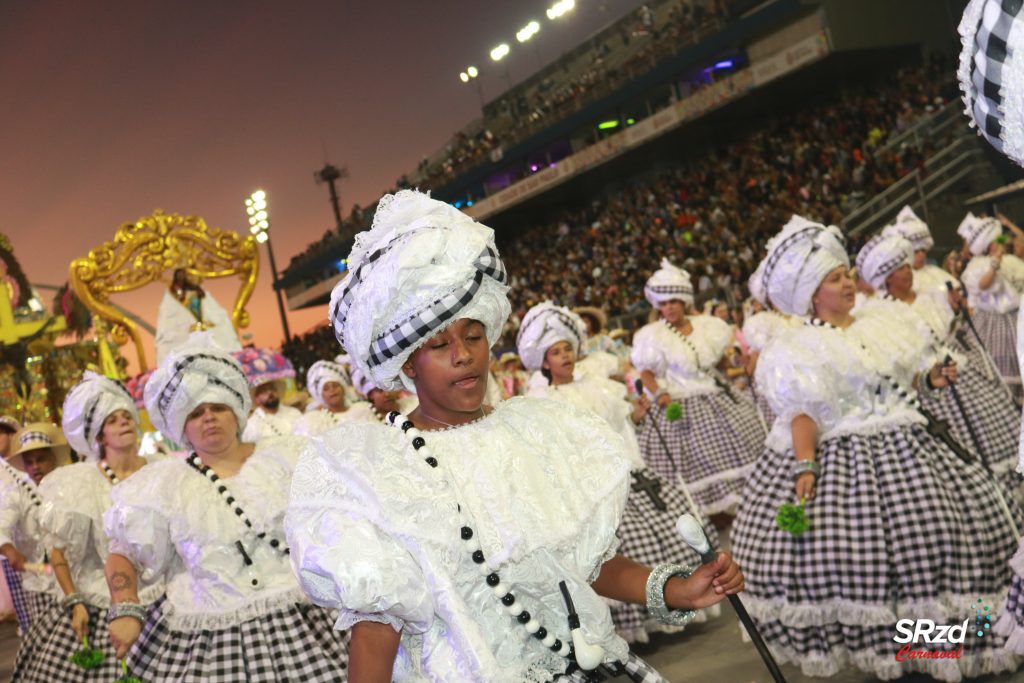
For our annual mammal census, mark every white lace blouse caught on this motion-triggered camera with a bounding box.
[286,397,632,682]
[527,376,644,470]
[104,437,309,631]
[294,402,377,437]
[756,302,932,453]
[962,256,1020,313]
[630,315,733,398]
[0,467,58,597]
[39,458,165,608]
[741,311,800,354]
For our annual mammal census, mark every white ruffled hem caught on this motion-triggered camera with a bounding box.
[161,587,310,631]
[994,609,1024,654]
[741,590,1008,629]
[683,464,755,495]
[614,602,722,644]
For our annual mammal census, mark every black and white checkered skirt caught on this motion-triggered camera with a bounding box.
[555,651,667,682]
[995,544,1024,653]
[731,423,1021,680]
[12,601,125,682]
[611,468,721,642]
[919,361,1023,496]
[127,596,350,681]
[637,390,764,515]
[971,309,1022,404]
[747,382,776,427]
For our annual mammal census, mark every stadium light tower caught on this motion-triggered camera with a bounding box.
[547,0,575,20]
[244,189,291,343]
[516,21,540,43]
[490,43,510,61]
[460,65,484,107]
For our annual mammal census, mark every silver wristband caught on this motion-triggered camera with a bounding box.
[645,562,698,626]
[792,459,820,480]
[107,601,148,624]
[61,592,87,610]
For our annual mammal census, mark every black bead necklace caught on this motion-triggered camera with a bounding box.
[186,453,289,589]
[385,411,573,659]
[0,459,41,508]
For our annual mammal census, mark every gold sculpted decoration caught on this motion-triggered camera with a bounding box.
[69,209,259,372]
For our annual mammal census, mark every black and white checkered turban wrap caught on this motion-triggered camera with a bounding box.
[143,332,251,449]
[644,258,695,307]
[516,302,589,371]
[957,211,1003,255]
[330,190,511,391]
[306,360,350,407]
[855,232,914,292]
[959,0,1024,165]
[882,205,934,252]
[759,215,849,317]
[61,370,139,460]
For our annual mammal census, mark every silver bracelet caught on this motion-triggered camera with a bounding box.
[107,601,148,624]
[61,592,87,610]
[645,562,698,626]
[792,459,820,480]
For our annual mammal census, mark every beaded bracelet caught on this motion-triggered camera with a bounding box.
[61,592,87,610]
[645,563,698,626]
[107,601,148,624]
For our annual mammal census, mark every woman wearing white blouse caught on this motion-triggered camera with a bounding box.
[285,190,742,682]
[103,335,350,681]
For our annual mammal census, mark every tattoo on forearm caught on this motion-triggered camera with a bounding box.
[109,571,132,593]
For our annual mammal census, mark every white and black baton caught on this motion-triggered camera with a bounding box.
[676,514,789,683]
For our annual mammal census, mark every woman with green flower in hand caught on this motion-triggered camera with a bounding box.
[631,259,766,517]
[731,216,1021,681]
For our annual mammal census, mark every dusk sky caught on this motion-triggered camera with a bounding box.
[2,0,642,373]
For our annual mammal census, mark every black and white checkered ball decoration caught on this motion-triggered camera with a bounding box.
[959,0,1024,165]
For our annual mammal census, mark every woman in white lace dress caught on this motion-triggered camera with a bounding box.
[631,259,766,516]
[13,372,163,682]
[102,335,350,681]
[285,190,743,682]
[295,360,376,436]
[731,216,1021,681]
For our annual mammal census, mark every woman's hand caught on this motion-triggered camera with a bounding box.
[71,603,90,642]
[929,361,957,388]
[631,395,652,423]
[795,471,816,500]
[109,616,142,659]
[656,393,672,408]
[665,552,744,610]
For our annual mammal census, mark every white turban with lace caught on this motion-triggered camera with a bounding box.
[747,258,768,306]
[516,302,588,371]
[143,332,251,449]
[759,215,849,317]
[882,205,934,251]
[644,258,694,307]
[329,190,511,392]
[61,370,139,460]
[306,360,350,407]
[958,212,1002,255]
[348,366,378,399]
[855,233,914,292]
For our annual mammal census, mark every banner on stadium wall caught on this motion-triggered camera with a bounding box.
[466,34,829,220]
[751,30,830,87]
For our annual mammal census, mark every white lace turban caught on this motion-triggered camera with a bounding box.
[306,360,349,406]
[958,212,1002,255]
[855,232,914,292]
[644,258,694,307]
[348,366,378,399]
[143,332,251,449]
[329,190,511,392]
[882,205,934,251]
[516,302,588,371]
[959,0,1024,167]
[61,370,139,461]
[759,215,849,317]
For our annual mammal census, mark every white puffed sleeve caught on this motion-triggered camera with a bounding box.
[576,351,619,379]
[286,442,434,634]
[630,324,667,377]
[695,315,734,362]
[0,481,23,549]
[103,462,176,583]
[38,465,94,566]
[742,312,781,353]
[961,257,992,294]
[756,328,841,438]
